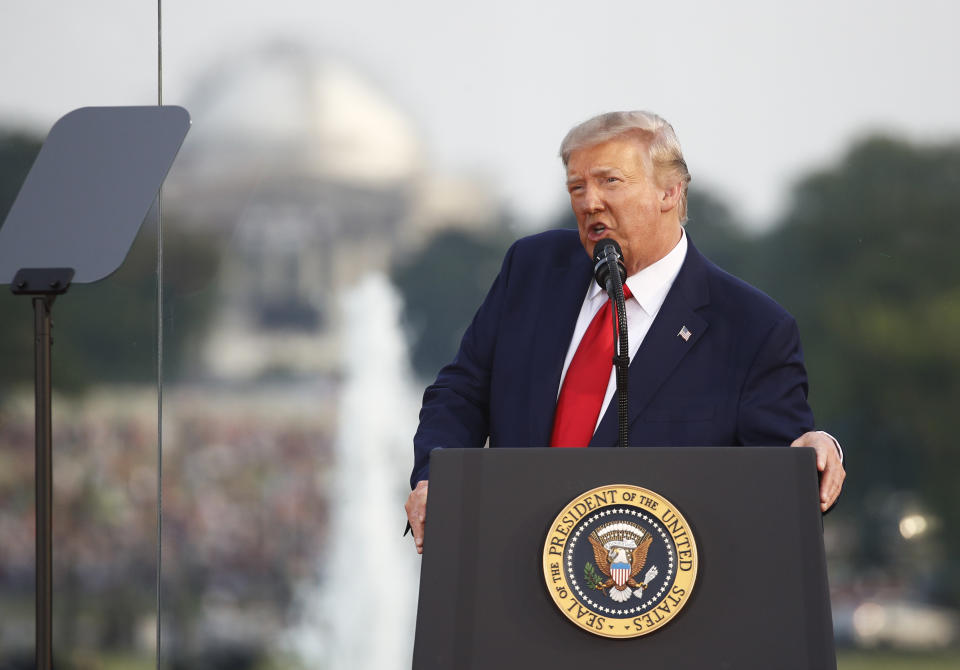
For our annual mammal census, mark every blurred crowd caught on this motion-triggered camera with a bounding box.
[0,387,336,669]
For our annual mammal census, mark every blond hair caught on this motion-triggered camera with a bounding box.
[560,111,692,222]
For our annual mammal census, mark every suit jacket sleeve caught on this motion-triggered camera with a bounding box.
[736,312,815,445]
[409,240,519,487]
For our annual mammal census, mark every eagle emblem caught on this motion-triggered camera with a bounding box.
[587,521,660,603]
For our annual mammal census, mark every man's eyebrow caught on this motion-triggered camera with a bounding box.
[566,166,620,185]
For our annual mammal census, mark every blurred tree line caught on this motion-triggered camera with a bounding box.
[0,131,218,395]
[393,136,960,604]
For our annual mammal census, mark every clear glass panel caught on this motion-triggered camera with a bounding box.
[0,2,160,669]
[159,2,960,667]
[160,5,431,667]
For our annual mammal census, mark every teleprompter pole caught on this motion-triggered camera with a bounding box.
[12,268,74,670]
[34,295,53,670]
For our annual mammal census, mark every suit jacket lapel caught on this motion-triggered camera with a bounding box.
[590,240,711,447]
[527,256,594,446]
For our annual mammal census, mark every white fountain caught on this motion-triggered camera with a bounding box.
[288,272,421,669]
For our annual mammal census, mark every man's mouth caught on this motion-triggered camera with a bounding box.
[587,223,608,241]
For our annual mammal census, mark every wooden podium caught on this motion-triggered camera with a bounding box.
[412,447,836,670]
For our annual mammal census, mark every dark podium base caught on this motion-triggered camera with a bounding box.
[413,447,835,670]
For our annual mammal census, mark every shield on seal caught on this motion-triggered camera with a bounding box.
[611,562,630,587]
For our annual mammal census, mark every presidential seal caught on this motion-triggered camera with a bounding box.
[542,484,698,638]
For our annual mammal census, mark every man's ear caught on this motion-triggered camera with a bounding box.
[660,181,683,213]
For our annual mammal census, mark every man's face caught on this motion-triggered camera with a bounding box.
[566,137,681,275]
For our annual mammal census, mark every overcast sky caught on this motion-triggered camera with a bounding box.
[2,0,958,229]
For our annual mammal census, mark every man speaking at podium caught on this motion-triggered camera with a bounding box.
[405,111,845,553]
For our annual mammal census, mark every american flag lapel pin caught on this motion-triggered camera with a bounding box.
[678,325,692,342]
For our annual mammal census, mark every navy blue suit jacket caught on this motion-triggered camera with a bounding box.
[411,229,814,486]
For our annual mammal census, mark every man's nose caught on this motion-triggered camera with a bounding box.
[581,184,604,213]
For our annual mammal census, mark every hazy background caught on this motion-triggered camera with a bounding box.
[3,1,960,227]
[1,1,959,668]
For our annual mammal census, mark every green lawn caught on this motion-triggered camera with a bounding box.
[838,649,960,670]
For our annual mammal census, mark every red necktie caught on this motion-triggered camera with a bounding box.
[550,286,632,447]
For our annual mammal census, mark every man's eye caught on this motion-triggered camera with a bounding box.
[569,185,583,193]
[606,177,620,183]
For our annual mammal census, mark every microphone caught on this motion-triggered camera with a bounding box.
[592,238,627,295]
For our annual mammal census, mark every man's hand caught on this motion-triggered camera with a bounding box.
[405,480,429,554]
[791,431,845,512]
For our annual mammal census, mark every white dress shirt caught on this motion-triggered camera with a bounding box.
[557,231,688,432]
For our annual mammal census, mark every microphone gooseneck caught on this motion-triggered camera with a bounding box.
[591,239,630,448]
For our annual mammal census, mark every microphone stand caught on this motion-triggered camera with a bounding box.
[604,256,630,448]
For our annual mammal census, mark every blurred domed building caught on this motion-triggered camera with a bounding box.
[164,42,496,381]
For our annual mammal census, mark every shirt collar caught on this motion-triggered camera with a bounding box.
[587,229,688,316]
